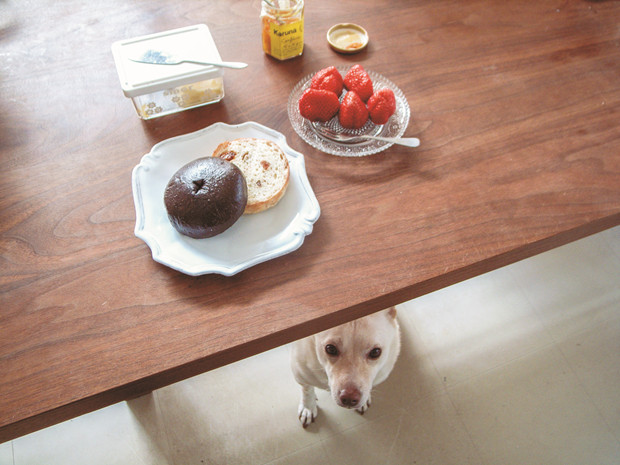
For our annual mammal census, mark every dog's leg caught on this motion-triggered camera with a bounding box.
[298,384,318,427]
[356,394,371,415]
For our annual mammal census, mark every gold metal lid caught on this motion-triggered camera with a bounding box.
[327,23,369,54]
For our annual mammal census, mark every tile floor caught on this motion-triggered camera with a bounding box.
[2,226,619,465]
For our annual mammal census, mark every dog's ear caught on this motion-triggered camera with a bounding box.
[386,306,397,319]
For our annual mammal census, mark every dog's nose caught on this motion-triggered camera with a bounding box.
[339,387,361,407]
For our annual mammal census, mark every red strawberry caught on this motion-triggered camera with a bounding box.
[310,66,344,96]
[343,65,373,102]
[367,87,396,125]
[298,88,340,122]
[338,91,368,129]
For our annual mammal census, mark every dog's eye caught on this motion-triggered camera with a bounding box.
[369,348,382,359]
[325,344,339,356]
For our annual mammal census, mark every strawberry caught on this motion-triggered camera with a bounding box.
[338,91,368,129]
[343,65,373,102]
[298,88,340,122]
[310,66,344,96]
[367,87,397,125]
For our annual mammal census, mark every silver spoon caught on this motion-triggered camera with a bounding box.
[128,49,248,69]
[312,123,420,147]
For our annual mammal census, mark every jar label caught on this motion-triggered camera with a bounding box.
[268,20,304,60]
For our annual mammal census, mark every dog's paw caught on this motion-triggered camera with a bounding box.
[298,402,318,428]
[356,396,371,415]
[298,385,318,428]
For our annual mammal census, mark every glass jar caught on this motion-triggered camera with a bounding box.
[261,0,304,61]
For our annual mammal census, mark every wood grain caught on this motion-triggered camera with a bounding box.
[1,0,619,442]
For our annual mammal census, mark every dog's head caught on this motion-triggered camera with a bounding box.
[314,307,400,409]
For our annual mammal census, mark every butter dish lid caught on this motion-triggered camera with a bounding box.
[111,24,224,98]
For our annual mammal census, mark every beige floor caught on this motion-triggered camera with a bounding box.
[3,226,620,465]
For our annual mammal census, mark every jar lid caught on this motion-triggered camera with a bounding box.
[111,24,225,98]
[327,23,369,54]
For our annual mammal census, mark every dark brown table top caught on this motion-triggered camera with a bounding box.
[1,0,619,442]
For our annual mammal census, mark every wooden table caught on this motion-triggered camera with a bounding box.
[1,0,619,443]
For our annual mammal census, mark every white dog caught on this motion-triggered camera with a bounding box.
[290,307,401,427]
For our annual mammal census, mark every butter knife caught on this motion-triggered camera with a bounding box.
[128,49,248,69]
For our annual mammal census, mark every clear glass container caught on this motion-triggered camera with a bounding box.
[129,77,224,119]
[261,0,304,61]
[112,25,225,120]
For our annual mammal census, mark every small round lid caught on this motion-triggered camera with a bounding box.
[327,23,369,54]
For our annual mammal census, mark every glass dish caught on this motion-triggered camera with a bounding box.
[112,24,226,120]
[287,66,410,156]
[131,122,320,276]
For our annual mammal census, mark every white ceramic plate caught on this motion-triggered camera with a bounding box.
[287,66,410,156]
[132,121,320,276]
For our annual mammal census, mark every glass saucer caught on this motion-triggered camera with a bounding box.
[287,66,410,156]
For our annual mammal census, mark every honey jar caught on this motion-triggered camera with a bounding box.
[261,0,304,60]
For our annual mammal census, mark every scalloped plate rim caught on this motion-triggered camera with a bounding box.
[131,121,321,276]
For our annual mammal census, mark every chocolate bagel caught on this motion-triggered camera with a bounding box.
[164,157,248,239]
